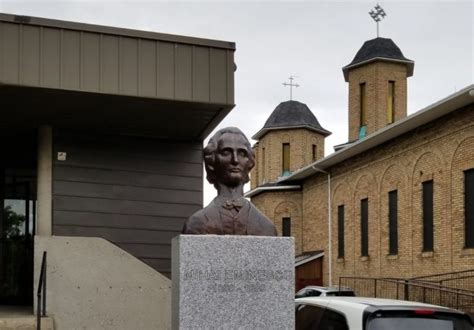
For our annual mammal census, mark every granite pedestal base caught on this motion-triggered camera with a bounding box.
[172,235,294,329]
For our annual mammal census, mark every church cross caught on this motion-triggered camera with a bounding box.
[282,76,299,100]
[369,4,387,37]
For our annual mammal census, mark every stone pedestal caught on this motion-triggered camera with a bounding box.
[172,235,294,329]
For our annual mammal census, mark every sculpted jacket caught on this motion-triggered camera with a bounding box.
[182,197,277,236]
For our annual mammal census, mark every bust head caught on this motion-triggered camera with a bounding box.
[204,127,255,189]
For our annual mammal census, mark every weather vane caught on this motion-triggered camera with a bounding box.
[282,76,299,100]
[369,3,386,37]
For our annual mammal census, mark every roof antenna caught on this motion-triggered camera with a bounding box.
[282,76,299,101]
[369,3,386,37]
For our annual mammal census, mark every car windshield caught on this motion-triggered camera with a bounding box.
[367,315,473,330]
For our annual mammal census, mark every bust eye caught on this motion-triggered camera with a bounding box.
[220,149,231,156]
[238,150,248,157]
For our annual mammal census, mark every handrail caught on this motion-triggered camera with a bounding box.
[339,276,474,312]
[37,251,47,330]
[340,276,474,297]
[411,269,474,280]
[381,277,474,295]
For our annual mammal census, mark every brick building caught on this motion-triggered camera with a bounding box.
[247,37,474,288]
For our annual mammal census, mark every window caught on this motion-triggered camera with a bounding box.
[360,82,367,126]
[388,190,398,255]
[282,217,291,237]
[282,143,290,175]
[295,304,325,330]
[338,205,345,258]
[422,180,434,252]
[387,81,395,124]
[318,309,349,330]
[465,169,474,248]
[261,147,266,183]
[361,198,369,256]
[312,144,317,161]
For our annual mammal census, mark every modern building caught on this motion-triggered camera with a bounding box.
[247,37,474,290]
[0,13,235,328]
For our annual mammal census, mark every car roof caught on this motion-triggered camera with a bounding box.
[296,297,463,330]
[299,286,353,292]
[296,296,452,310]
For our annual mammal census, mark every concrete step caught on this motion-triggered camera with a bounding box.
[0,316,53,330]
[0,306,53,330]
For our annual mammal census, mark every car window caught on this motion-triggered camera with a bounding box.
[295,304,325,330]
[295,289,308,298]
[295,289,307,298]
[306,290,322,297]
[318,308,349,330]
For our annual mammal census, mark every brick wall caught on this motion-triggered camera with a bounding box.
[252,104,473,285]
[252,190,303,255]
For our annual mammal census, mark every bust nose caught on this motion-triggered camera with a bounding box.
[231,151,239,164]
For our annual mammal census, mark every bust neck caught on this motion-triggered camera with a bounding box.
[215,183,244,200]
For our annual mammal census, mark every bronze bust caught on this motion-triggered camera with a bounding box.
[182,127,277,236]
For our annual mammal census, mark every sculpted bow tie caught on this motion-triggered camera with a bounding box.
[222,198,245,210]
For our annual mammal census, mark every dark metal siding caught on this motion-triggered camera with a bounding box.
[52,131,203,277]
[0,16,235,105]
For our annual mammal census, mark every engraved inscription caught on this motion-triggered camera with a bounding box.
[183,268,292,294]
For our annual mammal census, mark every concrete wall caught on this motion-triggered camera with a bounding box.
[34,236,171,330]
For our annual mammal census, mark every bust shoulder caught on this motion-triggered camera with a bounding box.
[182,201,219,234]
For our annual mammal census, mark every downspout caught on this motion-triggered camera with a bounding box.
[312,166,332,286]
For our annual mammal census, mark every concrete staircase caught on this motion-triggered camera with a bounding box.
[0,306,53,330]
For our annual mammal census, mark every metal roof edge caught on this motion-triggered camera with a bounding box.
[342,57,414,81]
[295,252,325,267]
[0,12,236,50]
[252,125,332,140]
[244,184,301,198]
[279,85,474,183]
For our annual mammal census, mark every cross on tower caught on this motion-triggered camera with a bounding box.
[369,4,387,37]
[282,76,299,100]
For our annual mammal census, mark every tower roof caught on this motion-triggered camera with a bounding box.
[342,37,414,81]
[252,100,331,140]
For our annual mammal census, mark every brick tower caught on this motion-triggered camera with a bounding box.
[342,37,414,141]
[250,100,331,190]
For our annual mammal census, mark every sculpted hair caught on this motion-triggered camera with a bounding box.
[204,127,255,186]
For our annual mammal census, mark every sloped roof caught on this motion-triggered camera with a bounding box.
[279,85,473,183]
[342,37,414,81]
[252,100,331,140]
[245,85,473,198]
[295,251,324,267]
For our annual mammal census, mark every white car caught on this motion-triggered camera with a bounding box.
[295,285,356,298]
[295,296,473,330]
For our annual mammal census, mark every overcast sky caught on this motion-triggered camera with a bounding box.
[2,0,472,203]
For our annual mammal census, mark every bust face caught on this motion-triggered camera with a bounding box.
[214,132,252,187]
